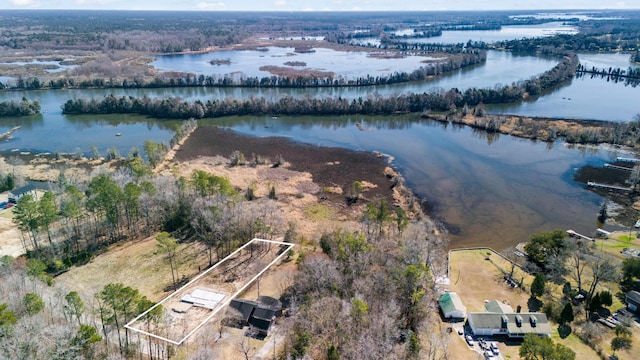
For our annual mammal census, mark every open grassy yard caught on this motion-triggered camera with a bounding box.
[56,234,211,304]
[446,249,533,313]
[445,249,606,360]
[595,230,640,261]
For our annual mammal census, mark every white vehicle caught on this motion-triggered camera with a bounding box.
[484,351,496,360]
[466,335,474,346]
[490,342,500,355]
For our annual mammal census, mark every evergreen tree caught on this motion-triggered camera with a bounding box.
[531,273,546,298]
[559,303,574,325]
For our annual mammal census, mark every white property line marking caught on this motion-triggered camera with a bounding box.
[124,238,294,346]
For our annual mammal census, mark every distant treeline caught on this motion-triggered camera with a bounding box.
[0,98,41,117]
[576,64,640,80]
[62,52,578,119]
[497,32,640,54]
[2,49,485,90]
[385,29,443,40]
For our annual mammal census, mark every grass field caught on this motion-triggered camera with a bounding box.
[57,234,211,304]
[447,249,533,312]
[445,249,604,360]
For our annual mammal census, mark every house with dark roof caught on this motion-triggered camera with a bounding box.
[8,184,37,203]
[250,306,277,336]
[467,300,552,338]
[230,299,259,324]
[625,290,640,313]
[229,298,280,336]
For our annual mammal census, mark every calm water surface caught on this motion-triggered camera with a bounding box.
[406,22,577,44]
[491,53,640,121]
[0,40,637,250]
[207,114,617,250]
[152,46,439,80]
[353,22,577,46]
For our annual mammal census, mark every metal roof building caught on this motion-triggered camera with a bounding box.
[439,292,467,319]
[625,290,640,313]
[468,299,552,338]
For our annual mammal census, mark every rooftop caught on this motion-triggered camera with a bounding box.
[626,290,640,305]
[9,184,36,196]
[468,312,552,336]
[439,292,467,315]
[484,300,513,314]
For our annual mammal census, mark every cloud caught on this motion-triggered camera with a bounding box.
[75,0,127,5]
[10,0,41,7]
[274,0,286,7]
[196,1,226,10]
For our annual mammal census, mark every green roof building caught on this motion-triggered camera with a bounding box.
[439,292,467,319]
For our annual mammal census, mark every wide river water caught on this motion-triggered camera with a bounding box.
[1,22,639,250]
[205,114,621,250]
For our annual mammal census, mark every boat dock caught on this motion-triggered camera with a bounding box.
[604,163,634,171]
[616,157,640,163]
[587,181,630,191]
[566,229,593,242]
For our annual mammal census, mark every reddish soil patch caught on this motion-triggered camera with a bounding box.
[259,65,334,79]
[173,126,396,206]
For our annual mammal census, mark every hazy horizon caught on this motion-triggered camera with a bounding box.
[1,0,639,12]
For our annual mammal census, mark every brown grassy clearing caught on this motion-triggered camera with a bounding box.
[259,65,335,79]
[56,235,211,304]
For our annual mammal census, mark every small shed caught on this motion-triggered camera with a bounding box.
[439,292,467,319]
[8,184,37,203]
[625,290,640,313]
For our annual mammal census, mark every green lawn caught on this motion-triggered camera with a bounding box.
[0,208,14,219]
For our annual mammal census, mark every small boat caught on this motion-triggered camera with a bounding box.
[115,133,122,136]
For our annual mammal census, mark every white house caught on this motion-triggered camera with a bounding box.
[467,300,552,338]
[8,184,37,203]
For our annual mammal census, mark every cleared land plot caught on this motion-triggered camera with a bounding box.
[56,235,211,304]
[125,238,293,345]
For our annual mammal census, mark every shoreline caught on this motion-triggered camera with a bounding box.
[423,112,640,151]
[171,125,425,219]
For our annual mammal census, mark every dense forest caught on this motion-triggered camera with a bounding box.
[3,10,619,54]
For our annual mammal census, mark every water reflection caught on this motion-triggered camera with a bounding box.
[211,114,618,250]
[0,114,44,130]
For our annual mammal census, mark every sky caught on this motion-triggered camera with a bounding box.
[0,0,639,11]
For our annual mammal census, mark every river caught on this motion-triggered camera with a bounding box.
[204,114,621,250]
[0,24,638,250]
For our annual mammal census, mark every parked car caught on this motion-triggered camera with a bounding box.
[484,351,496,360]
[0,201,6,209]
[466,335,474,346]
[5,203,14,209]
[490,342,500,355]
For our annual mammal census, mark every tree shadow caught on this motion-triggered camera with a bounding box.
[527,296,543,312]
[558,324,572,339]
